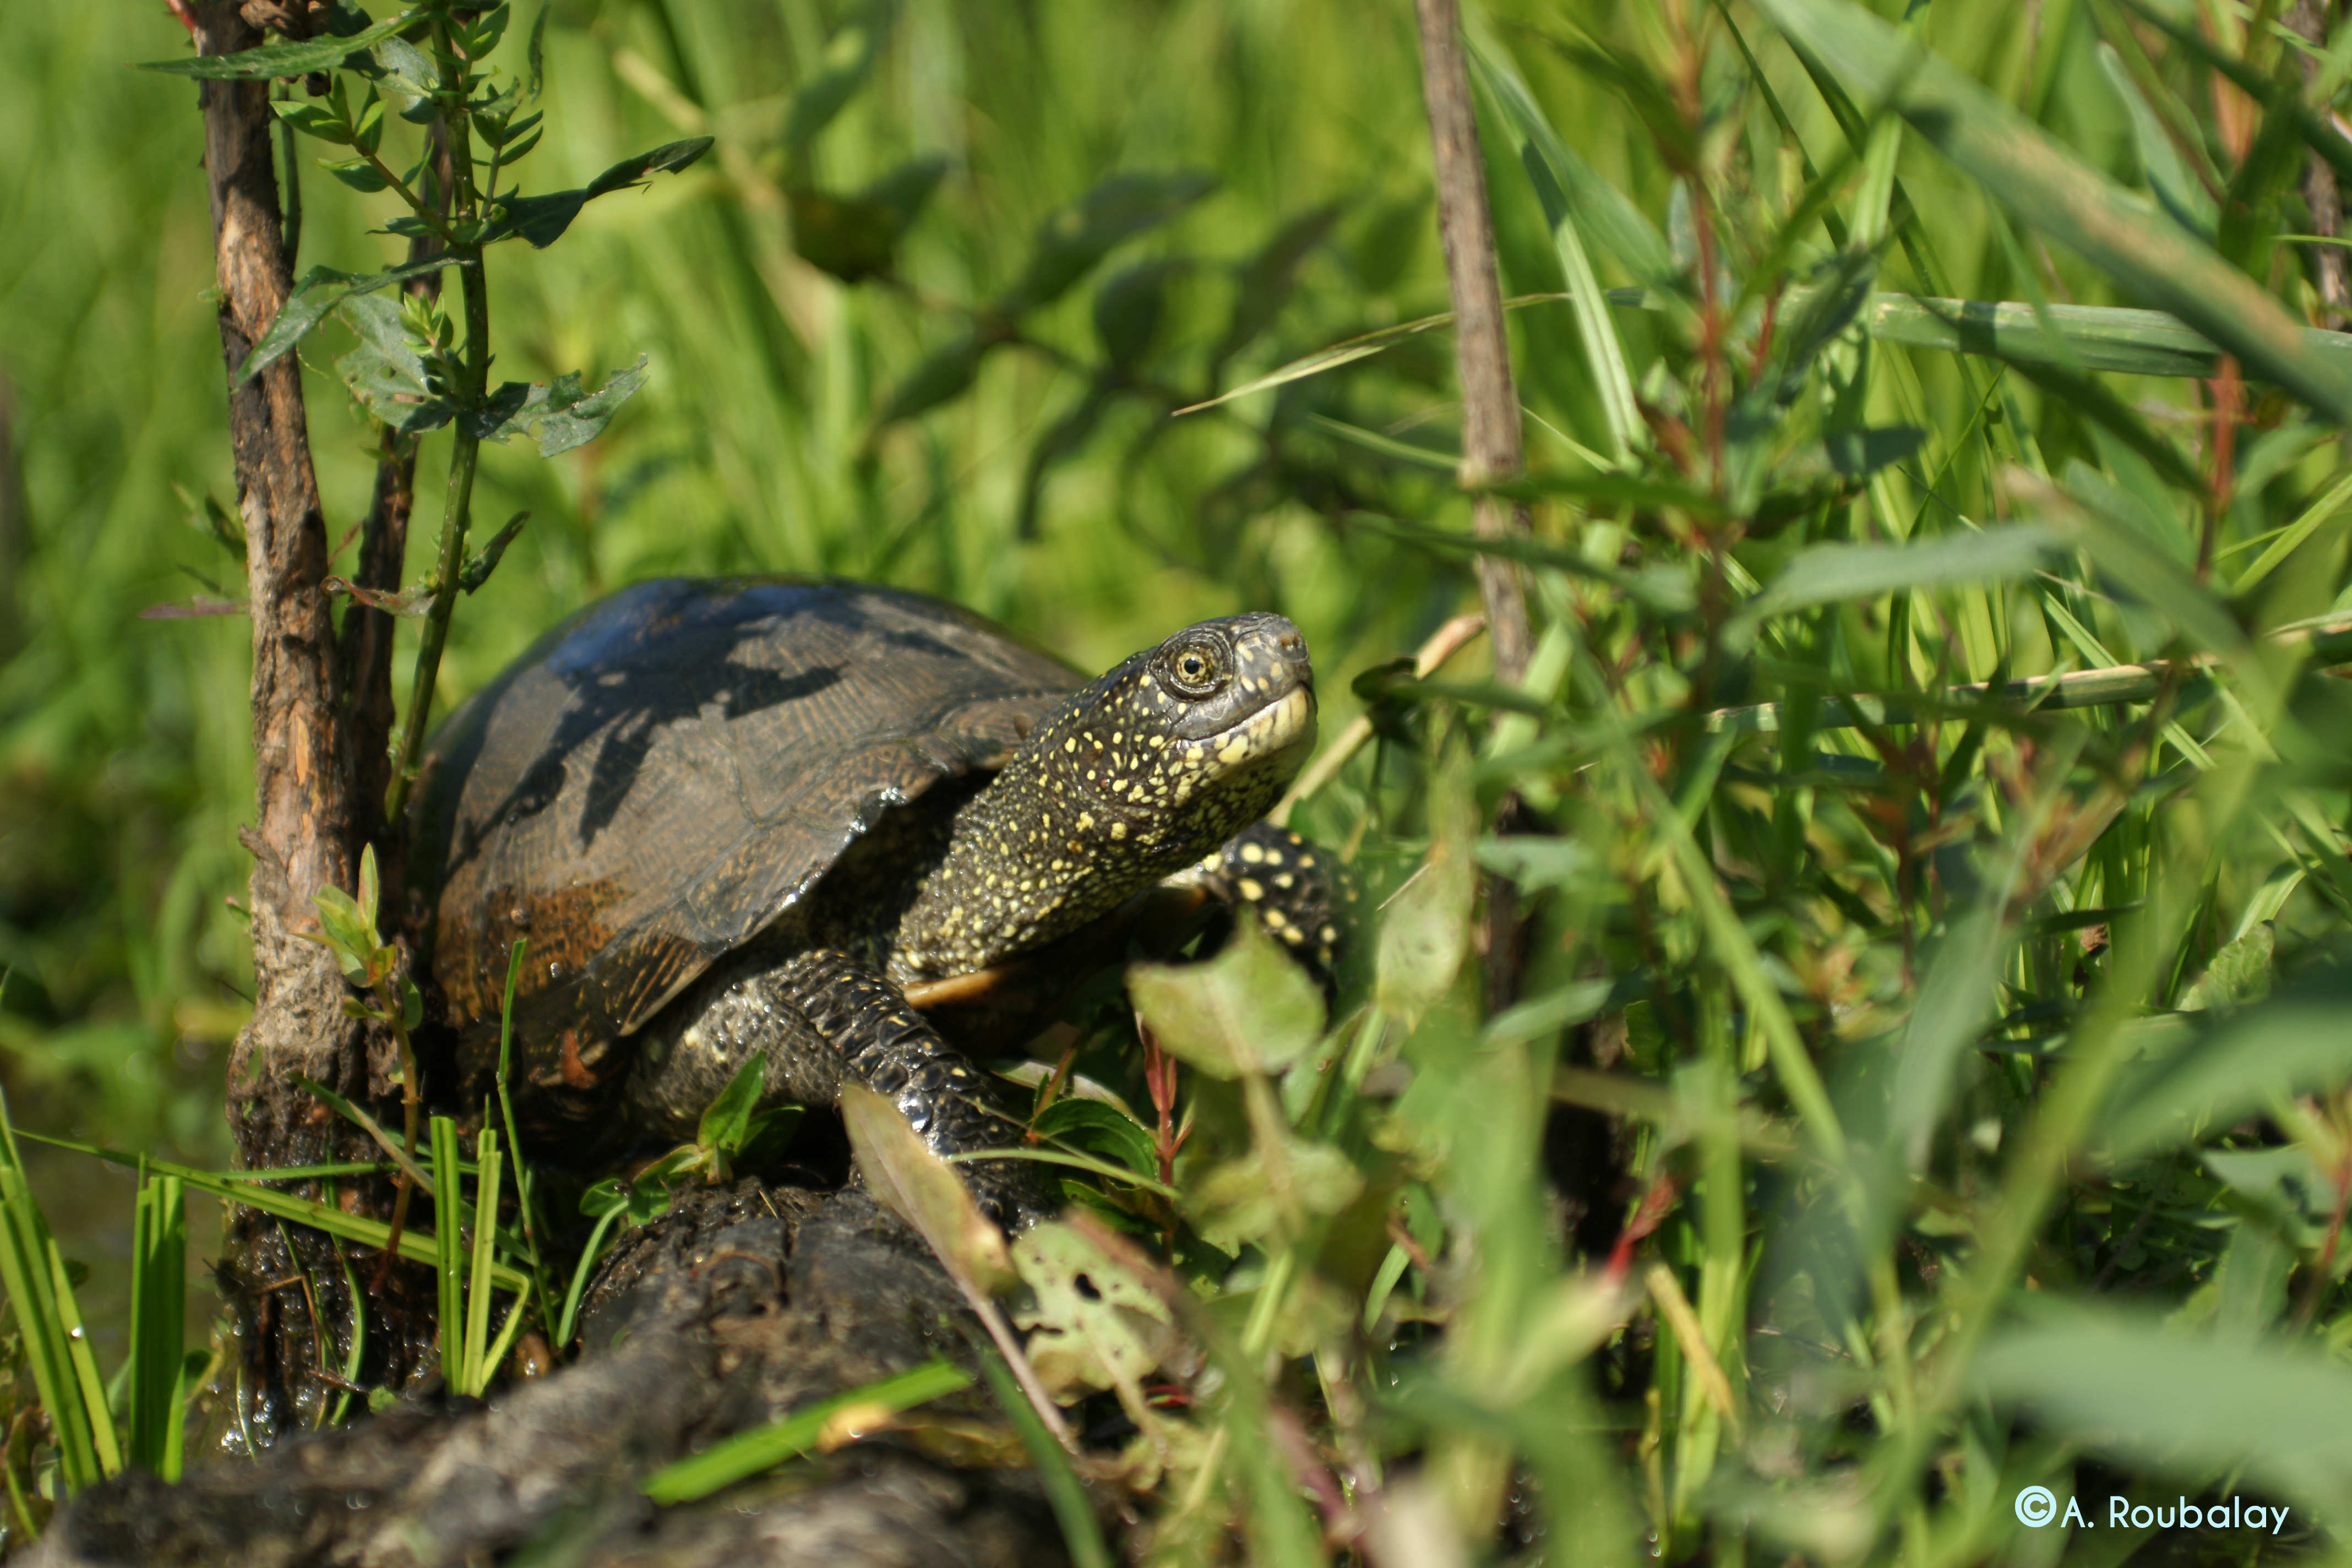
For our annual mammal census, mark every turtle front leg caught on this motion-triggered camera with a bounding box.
[628,948,1052,1228]
[1185,821,1360,989]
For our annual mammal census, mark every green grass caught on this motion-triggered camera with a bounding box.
[14,0,2352,1562]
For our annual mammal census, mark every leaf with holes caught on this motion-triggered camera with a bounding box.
[1010,1221,1179,1401]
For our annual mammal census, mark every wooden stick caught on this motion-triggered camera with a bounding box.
[1269,612,1486,826]
[1412,0,1534,688]
[191,3,368,1152]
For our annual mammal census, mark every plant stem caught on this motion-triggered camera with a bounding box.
[375,994,424,1284]
[382,36,489,831]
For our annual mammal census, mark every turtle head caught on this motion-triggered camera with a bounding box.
[1052,612,1317,837]
[891,613,1316,977]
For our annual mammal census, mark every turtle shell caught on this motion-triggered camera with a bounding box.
[410,577,1081,1092]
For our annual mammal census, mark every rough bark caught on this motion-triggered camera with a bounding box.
[30,1184,1071,1568]
[1411,0,1534,689]
[189,3,424,1440]
[195,1,366,1140]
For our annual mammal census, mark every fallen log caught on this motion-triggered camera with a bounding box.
[28,1182,1070,1567]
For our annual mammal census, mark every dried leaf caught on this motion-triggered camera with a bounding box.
[842,1082,1015,1296]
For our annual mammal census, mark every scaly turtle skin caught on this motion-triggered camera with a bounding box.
[411,577,1318,1212]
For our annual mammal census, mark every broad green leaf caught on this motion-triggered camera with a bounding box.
[469,139,714,249]
[469,358,647,456]
[362,33,441,104]
[788,187,906,284]
[1749,0,2352,426]
[2101,970,2352,1159]
[1737,526,2056,624]
[272,100,351,146]
[2179,923,2275,1011]
[1376,734,1477,1021]
[781,0,899,152]
[1887,905,2010,1169]
[322,156,390,195]
[695,1054,767,1158]
[1474,835,1597,894]
[1033,1097,1156,1182]
[873,334,985,429]
[135,10,420,78]
[1129,914,1325,1080]
[1484,979,1614,1048]
[1093,259,1187,366]
[234,257,456,385]
[733,1107,803,1173]
[1977,1309,2352,1505]
[309,885,379,984]
[334,292,455,433]
[998,172,1218,315]
[1188,1135,1364,1253]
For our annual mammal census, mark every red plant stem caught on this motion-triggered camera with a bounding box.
[1605,1171,1681,1287]
[2201,356,2241,579]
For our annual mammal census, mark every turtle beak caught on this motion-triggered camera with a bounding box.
[1227,613,1314,705]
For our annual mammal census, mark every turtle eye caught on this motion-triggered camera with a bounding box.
[1161,633,1231,699]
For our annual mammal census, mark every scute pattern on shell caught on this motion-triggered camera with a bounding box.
[410,577,1080,1085]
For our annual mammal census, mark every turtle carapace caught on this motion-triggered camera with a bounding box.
[410,578,1317,1218]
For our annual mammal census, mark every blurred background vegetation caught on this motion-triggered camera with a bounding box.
[17,0,2352,1559]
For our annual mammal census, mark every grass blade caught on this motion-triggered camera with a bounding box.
[462,1125,502,1396]
[126,1170,186,1474]
[1471,37,1642,462]
[1750,0,2352,426]
[2235,467,2352,592]
[640,1358,974,1504]
[13,1132,528,1291]
[432,1117,465,1381]
[554,1206,624,1352]
[976,1346,1113,1568]
[47,1233,119,1477]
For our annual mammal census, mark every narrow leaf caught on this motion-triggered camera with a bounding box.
[136,10,420,78]
[1749,0,2352,426]
[235,257,456,385]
